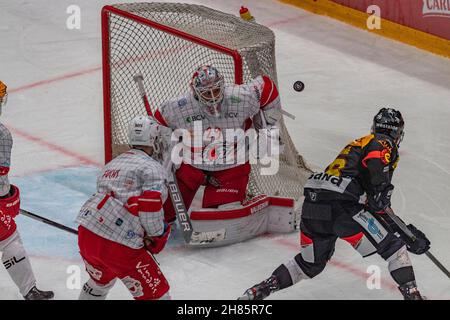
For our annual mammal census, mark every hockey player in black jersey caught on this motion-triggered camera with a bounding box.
[239,108,430,300]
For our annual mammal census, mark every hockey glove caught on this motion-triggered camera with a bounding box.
[402,224,430,255]
[144,223,171,254]
[0,185,20,218]
[367,184,394,214]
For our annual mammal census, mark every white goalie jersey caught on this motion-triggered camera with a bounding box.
[76,149,168,249]
[158,75,281,172]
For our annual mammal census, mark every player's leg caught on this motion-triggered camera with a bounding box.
[339,204,423,299]
[163,163,206,223]
[78,226,117,300]
[202,162,251,208]
[0,230,54,300]
[240,201,337,300]
[116,250,170,300]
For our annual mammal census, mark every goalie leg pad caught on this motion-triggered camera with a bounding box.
[188,196,298,247]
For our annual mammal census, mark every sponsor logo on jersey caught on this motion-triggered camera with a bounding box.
[308,172,345,187]
[229,95,241,104]
[185,114,206,123]
[305,172,352,194]
[102,169,120,179]
[80,208,91,217]
[223,112,239,119]
[126,230,136,239]
[178,98,187,107]
[253,85,261,101]
[150,185,163,192]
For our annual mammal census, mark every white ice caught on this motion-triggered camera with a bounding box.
[1,0,450,300]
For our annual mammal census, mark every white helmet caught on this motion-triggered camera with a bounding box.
[190,65,225,118]
[128,115,171,161]
[0,81,8,115]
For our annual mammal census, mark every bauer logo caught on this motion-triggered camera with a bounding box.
[423,0,450,18]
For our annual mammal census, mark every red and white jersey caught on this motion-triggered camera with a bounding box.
[76,149,168,249]
[0,123,12,197]
[159,75,280,171]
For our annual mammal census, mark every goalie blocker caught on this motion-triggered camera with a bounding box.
[186,195,301,247]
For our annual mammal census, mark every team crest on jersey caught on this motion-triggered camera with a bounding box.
[381,149,391,164]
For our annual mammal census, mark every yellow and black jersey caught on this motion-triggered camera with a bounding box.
[304,134,399,202]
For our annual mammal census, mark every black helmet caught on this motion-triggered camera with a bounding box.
[372,108,405,146]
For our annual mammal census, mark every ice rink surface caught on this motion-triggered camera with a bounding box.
[1,0,450,299]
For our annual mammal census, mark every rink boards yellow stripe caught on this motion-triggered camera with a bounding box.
[280,0,450,59]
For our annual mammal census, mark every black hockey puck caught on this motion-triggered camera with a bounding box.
[293,80,305,92]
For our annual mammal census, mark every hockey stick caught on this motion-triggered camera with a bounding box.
[385,207,450,279]
[133,74,226,245]
[20,209,78,235]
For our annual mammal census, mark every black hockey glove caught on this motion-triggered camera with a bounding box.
[402,224,430,255]
[367,184,394,214]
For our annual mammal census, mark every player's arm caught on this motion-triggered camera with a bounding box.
[0,129,20,218]
[362,138,395,214]
[251,76,282,130]
[138,169,171,253]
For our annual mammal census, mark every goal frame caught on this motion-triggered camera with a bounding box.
[101,5,244,163]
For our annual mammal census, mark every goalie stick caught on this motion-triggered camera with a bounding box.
[385,207,450,280]
[133,74,225,245]
[20,209,78,235]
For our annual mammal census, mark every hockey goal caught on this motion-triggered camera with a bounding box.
[102,2,311,200]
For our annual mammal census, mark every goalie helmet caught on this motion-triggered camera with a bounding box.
[190,65,225,118]
[0,81,8,115]
[128,115,171,162]
[372,107,405,146]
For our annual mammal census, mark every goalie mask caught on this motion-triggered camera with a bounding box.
[191,65,225,118]
[372,107,405,147]
[0,81,8,115]
[128,115,171,162]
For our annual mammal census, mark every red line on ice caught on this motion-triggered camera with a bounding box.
[8,66,101,94]
[7,125,102,167]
